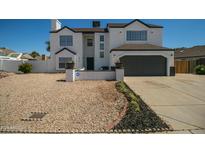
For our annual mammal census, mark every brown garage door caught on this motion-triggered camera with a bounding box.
[120,55,167,76]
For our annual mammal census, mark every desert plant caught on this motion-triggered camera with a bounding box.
[116,81,140,112]
[18,63,32,73]
[195,65,205,75]
[115,62,123,69]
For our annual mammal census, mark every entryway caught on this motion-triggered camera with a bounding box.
[87,57,94,70]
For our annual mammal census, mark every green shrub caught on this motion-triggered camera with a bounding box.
[116,81,140,112]
[18,63,32,73]
[195,65,205,75]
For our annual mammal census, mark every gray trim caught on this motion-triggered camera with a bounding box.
[55,48,76,55]
[107,19,163,28]
[110,49,173,52]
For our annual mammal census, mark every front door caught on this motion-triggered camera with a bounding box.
[87,57,94,70]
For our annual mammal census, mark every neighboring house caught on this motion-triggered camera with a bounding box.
[0,48,16,56]
[35,55,49,61]
[21,54,36,60]
[175,45,205,73]
[50,19,174,76]
[0,53,35,61]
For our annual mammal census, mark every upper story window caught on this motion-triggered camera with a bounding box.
[99,35,104,50]
[126,31,147,41]
[87,39,93,46]
[60,35,73,46]
[100,35,104,42]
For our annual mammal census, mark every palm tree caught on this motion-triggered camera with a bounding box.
[45,41,50,52]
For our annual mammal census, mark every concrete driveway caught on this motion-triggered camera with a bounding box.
[125,74,205,134]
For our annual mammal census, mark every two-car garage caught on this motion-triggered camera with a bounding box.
[120,55,167,76]
[110,44,174,76]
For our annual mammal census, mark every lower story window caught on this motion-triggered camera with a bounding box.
[59,57,72,68]
[100,52,104,58]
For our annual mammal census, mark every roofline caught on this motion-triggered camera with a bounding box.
[110,48,173,52]
[55,48,76,55]
[107,19,163,28]
[175,55,205,59]
[50,26,77,33]
[50,20,163,33]
[50,26,108,33]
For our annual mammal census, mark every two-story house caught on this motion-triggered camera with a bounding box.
[50,19,174,76]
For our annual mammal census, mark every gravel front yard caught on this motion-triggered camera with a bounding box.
[0,73,127,133]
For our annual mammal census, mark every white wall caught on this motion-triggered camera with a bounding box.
[108,20,163,51]
[110,50,174,76]
[55,49,77,70]
[28,60,56,73]
[76,71,115,80]
[0,59,56,73]
[51,19,61,31]
[0,59,23,73]
[83,34,95,68]
[94,33,110,70]
[50,28,83,69]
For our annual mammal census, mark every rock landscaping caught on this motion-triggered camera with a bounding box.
[113,81,172,133]
[0,73,127,133]
[0,71,10,79]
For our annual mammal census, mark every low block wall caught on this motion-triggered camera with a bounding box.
[76,71,116,80]
[65,69,124,82]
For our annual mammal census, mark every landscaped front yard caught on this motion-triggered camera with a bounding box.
[0,73,170,133]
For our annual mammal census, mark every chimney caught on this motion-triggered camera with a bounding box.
[51,19,61,31]
[92,20,100,28]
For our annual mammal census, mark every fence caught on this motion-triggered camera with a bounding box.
[0,59,23,73]
[0,59,55,73]
[28,60,55,73]
[175,60,198,73]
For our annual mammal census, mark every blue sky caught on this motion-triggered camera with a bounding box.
[0,19,205,55]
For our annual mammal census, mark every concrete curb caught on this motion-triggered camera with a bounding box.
[0,127,173,134]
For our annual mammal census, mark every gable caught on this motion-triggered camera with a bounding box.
[125,20,149,31]
[107,20,163,29]
[55,48,76,55]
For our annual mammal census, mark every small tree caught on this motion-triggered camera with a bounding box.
[18,63,32,73]
[45,41,50,52]
[30,51,40,58]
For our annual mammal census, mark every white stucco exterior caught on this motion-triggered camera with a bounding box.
[50,27,83,70]
[49,19,174,76]
[94,33,110,70]
[108,20,163,51]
